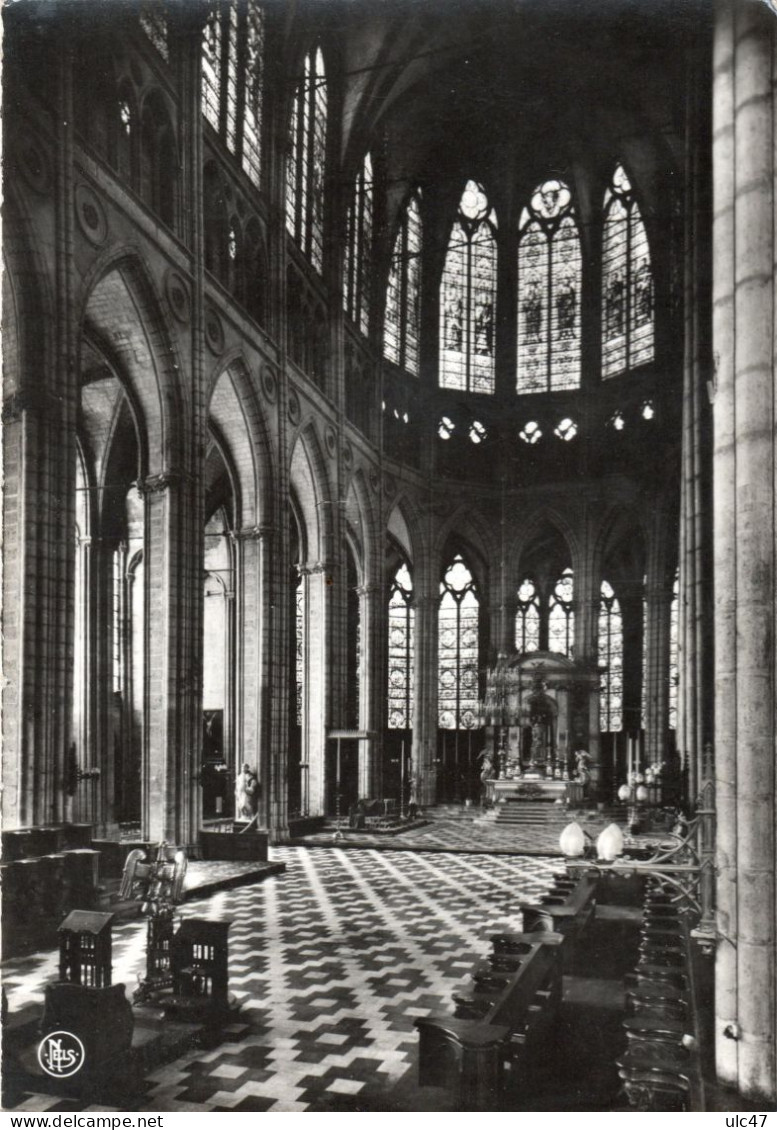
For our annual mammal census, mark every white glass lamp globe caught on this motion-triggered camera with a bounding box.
[597,822,625,861]
[559,821,586,858]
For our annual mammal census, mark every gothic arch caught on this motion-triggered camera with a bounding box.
[2,186,55,402]
[78,247,186,478]
[343,468,379,583]
[207,354,274,530]
[509,505,582,584]
[289,422,333,566]
[433,502,500,575]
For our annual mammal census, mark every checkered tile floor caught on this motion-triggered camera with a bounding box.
[298,816,567,854]
[3,846,559,1113]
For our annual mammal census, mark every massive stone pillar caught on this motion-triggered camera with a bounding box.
[575,512,602,793]
[712,0,776,1103]
[140,472,202,848]
[357,582,384,798]
[411,580,439,808]
[678,32,714,804]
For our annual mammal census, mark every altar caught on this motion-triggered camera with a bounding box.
[490,777,569,803]
[477,651,601,799]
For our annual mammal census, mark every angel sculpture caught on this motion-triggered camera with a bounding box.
[120,842,188,1000]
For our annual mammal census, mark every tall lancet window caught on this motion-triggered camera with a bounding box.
[515,577,541,653]
[344,153,373,336]
[517,179,582,393]
[548,567,575,656]
[242,2,265,187]
[602,163,654,377]
[599,581,623,732]
[384,192,422,375]
[439,181,497,394]
[438,555,480,730]
[286,48,327,272]
[387,563,414,729]
[201,5,224,135]
[668,569,679,730]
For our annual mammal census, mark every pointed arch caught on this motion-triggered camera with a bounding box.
[602,161,654,377]
[508,505,581,584]
[207,353,275,530]
[439,179,497,394]
[286,45,327,272]
[384,190,422,374]
[78,248,185,478]
[517,177,581,392]
[289,421,333,565]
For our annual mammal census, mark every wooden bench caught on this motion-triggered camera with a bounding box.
[519,873,597,965]
[415,932,563,1108]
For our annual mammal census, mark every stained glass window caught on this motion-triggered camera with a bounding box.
[344,153,373,336]
[440,181,497,394]
[669,569,679,729]
[515,577,541,653]
[438,555,480,730]
[384,192,422,375]
[140,1,168,60]
[599,580,623,731]
[225,2,239,155]
[202,6,223,135]
[388,563,414,729]
[602,163,654,377]
[517,179,582,393]
[286,48,327,272]
[548,567,574,656]
[242,2,265,186]
[202,2,265,179]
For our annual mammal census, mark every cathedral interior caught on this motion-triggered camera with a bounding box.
[2,0,777,1114]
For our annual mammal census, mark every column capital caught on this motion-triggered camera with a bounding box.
[356,583,381,597]
[137,468,189,496]
[234,524,274,542]
[306,561,333,576]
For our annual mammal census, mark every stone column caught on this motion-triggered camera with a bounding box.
[643,571,671,771]
[712,0,739,1091]
[232,527,269,791]
[305,561,335,816]
[357,582,383,797]
[411,587,439,808]
[712,0,776,1103]
[575,517,602,793]
[139,470,202,847]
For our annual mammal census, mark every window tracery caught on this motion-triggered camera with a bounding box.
[384,192,422,375]
[438,555,480,730]
[515,577,541,653]
[286,47,327,272]
[602,163,654,377]
[344,153,373,336]
[440,181,497,394]
[388,563,414,729]
[599,580,623,731]
[548,567,574,656]
[517,179,582,393]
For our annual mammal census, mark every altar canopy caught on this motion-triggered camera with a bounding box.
[479,652,601,786]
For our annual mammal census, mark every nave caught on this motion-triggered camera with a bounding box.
[5,848,564,1113]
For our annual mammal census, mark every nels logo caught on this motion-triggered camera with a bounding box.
[37,1031,86,1078]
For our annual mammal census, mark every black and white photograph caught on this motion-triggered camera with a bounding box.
[1,0,776,1117]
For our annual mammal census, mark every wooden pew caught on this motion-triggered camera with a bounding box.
[519,873,597,965]
[415,932,563,1109]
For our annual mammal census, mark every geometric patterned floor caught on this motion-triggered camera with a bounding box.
[3,846,559,1113]
[296,816,567,854]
